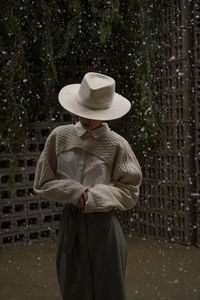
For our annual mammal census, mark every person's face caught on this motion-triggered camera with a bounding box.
[78,116,103,131]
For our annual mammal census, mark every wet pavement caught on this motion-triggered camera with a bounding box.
[0,235,200,300]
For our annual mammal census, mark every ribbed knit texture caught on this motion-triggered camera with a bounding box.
[34,125,142,212]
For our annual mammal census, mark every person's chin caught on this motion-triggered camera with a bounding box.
[82,124,93,130]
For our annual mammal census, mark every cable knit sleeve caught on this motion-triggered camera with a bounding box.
[33,129,86,204]
[84,139,142,213]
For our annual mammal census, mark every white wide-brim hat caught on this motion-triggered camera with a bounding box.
[58,72,131,121]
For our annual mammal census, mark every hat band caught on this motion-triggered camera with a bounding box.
[76,94,112,110]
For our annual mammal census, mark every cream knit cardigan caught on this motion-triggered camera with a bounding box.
[33,124,142,213]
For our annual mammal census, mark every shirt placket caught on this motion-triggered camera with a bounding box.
[76,150,87,184]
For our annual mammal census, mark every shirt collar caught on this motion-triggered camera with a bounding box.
[75,121,110,138]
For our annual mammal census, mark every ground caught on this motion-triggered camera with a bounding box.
[0,235,200,300]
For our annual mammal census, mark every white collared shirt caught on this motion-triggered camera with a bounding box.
[57,122,111,188]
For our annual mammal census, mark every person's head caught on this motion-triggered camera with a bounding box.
[58,72,131,125]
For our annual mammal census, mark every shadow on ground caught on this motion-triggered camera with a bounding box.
[0,235,200,300]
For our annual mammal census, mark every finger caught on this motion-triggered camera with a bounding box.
[77,198,83,209]
[82,191,88,203]
[81,192,86,203]
[80,197,85,209]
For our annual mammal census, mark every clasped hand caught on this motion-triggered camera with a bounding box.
[76,189,88,212]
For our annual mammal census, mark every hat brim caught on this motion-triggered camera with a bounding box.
[58,84,131,121]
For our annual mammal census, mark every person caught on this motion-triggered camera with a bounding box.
[33,72,142,300]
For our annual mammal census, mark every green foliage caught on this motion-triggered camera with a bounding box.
[0,0,166,165]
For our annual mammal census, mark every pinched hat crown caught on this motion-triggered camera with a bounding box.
[77,73,115,110]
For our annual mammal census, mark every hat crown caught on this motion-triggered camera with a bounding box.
[77,72,115,110]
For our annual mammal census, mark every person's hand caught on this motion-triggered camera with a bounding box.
[76,189,88,212]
